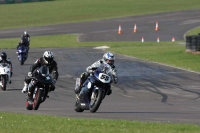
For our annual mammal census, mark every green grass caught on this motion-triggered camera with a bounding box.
[110,42,200,72]
[0,0,200,29]
[0,112,200,133]
[186,27,200,36]
[4,34,200,72]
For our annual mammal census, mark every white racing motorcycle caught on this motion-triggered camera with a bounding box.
[0,63,11,91]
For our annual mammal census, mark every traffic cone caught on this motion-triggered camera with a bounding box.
[133,24,137,33]
[155,21,159,31]
[141,36,144,42]
[172,37,175,42]
[157,37,160,42]
[118,25,122,34]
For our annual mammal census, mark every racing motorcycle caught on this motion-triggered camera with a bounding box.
[26,66,54,110]
[74,64,113,113]
[17,45,28,65]
[0,63,11,91]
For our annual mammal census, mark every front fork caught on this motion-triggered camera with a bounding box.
[33,87,46,102]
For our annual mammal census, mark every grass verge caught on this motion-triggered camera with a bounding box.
[0,0,200,29]
[0,112,200,133]
[186,27,200,36]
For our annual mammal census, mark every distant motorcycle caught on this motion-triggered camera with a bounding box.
[0,63,11,91]
[17,45,28,65]
[26,66,54,110]
[21,37,30,52]
[74,64,113,113]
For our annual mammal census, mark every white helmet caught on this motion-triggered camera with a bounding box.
[103,52,115,66]
[43,51,54,64]
[24,31,27,35]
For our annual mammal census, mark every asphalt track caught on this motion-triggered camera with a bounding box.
[0,10,200,124]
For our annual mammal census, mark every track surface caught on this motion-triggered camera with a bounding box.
[0,10,200,124]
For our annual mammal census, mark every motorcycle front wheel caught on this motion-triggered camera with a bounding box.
[0,75,7,91]
[89,89,103,113]
[33,89,43,110]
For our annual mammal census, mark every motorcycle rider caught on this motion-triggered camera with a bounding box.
[0,52,13,83]
[21,31,30,52]
[17,39,29,49]
[75,52,118,97]
[16,39,28,58]
[22,51,59,100]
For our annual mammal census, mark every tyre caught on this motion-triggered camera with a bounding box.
[26,101,33,110]
[191,42,197,51]
[20,54,24,65]
[186,36,192,50]
[0,75,7,91]
[74,98,84,112]
[89,89,103,113]
[33,89,43,110]
[21,60,24,65]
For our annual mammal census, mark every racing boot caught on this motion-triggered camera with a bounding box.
[22,82,28,93]
[75,84,82,94]
[75,85,82,99]
[106,88,112,95]
[79,86,89,102]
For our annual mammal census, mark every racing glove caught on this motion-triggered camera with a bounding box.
[113,76,118,84]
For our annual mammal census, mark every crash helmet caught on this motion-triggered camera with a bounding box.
[24,31,27,36]
[43,51,54,64]
[1,52,7,61]
[103,52,115,66]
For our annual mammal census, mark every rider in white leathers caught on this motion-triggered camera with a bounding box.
[75,52,118,96]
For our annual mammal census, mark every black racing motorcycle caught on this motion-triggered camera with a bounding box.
[26,66,54,110]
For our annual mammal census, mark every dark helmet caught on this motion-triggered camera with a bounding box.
[1,52,7,60]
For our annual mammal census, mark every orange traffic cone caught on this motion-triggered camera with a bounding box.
[118,25,122,34]
[172,37,175,42]
[133,24,137,33]
[157,37,160,42]
[155,21,159,31]
[141,36,144,42]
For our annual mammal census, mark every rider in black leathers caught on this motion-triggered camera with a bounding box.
[22,51,59,100]
[21,31,30,52]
